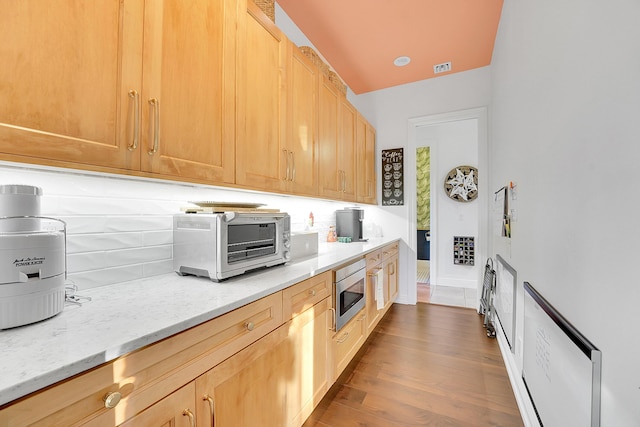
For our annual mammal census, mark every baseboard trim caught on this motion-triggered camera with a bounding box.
[495,319,540,427]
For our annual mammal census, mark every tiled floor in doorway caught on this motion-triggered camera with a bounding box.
[417,260,477,309]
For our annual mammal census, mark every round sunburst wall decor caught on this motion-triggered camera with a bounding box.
[444,165,478,202]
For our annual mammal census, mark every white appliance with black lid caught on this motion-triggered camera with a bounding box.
[0,185,66,329]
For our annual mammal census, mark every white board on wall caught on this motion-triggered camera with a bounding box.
[523,282,601,427]
[495,254,516,350]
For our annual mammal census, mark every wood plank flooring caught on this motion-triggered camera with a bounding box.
[304,303,523,427]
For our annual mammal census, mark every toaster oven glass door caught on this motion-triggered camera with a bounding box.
[227,223,277,263]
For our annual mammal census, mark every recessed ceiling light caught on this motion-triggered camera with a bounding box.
[393,56,411,67]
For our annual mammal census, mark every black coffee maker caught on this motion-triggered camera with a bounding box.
[335,208,367,242]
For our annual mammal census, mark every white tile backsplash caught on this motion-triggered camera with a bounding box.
[68,265,145,290]
[1,162,378,290]
[104,216,173,232]
[66,233,144,254]
[67,252,108,273]
[104,246,172,268]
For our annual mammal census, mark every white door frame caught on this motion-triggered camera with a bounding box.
[406,107,489,307]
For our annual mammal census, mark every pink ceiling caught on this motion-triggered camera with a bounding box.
[276,0,504,94]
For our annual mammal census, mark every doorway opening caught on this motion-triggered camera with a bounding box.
[406,107,489,309]
[416,146,431,303]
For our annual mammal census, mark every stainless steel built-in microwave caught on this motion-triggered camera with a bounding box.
[173,212,291,281]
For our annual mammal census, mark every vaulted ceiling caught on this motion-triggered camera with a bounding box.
[276,0,504,94]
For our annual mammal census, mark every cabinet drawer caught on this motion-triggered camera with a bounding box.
[0,292,283,427]
[381,241,399,260]
[365,249,382,270]
[283,271,332,320]
[332,308,366,381]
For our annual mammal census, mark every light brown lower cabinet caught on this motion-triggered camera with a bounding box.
[196,296,331,427]
[365,242,400,336]
[332,308,366,381]
[118,383,196,427]
[383,242,400,309]
[0,248,398,427]
[284,297,331,426]
[197,324,290,427]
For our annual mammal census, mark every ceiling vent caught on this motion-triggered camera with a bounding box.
[433,62,452,74]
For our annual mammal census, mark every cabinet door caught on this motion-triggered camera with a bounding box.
[287,42,319,196]
[365,266,382,335]
[332,308,366,381]
[387,253,399,304]
[140,0,236,183]
[235,0,287,192]
[357,114,377,204]
[318,74,342,199]
[198,325,289,427]
[339,98,357,201]
[0,0,143,170]
[119,383,196,427]
[285,297,331,427]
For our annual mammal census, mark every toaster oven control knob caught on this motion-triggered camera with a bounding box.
[103,391,122,409]
[284,250,291,260]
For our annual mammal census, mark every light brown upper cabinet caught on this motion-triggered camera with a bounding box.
[356,113,377,204]
[235,0,288,192]
[318,76,357,201]
[0,0,143,170]
[284,41,320,196]
[0,0,236,184]
[140,0,236,184]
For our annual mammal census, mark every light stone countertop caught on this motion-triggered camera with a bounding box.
[0,237,398,407]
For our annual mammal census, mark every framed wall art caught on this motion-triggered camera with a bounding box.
[381,148,404,206]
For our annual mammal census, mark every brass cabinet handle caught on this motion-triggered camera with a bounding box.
[148,98,160,154]
[329,307,336,331]
[103,391,122,409]
[341,170,346,192]
[203,394,215,427]
[290,151,295,181]
[367,268,382,277]
[183,409,195,427]
[337,331,349,343]
[308,289,316,297]
[127,90,139,151]
[282,148,289,180]
[244,321,255,331]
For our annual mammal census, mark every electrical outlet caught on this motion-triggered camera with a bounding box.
[433,61,452,74]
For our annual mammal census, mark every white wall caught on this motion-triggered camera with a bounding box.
[351,72,491,304]
[416,120,479,289]
[490,0,640,425]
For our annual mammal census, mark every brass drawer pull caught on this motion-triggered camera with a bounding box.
[148,98,160,155]
[290,151,296,181]
[337,331,350,343]
[308,289,317,297]
[183,409,195,427]
[127,90,139,151]
[103,391,122,409]
[244,321,255,331]
[203,394,215,427]
[282,148,289,180]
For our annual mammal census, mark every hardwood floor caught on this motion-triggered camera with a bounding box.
[304,303,523,427]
